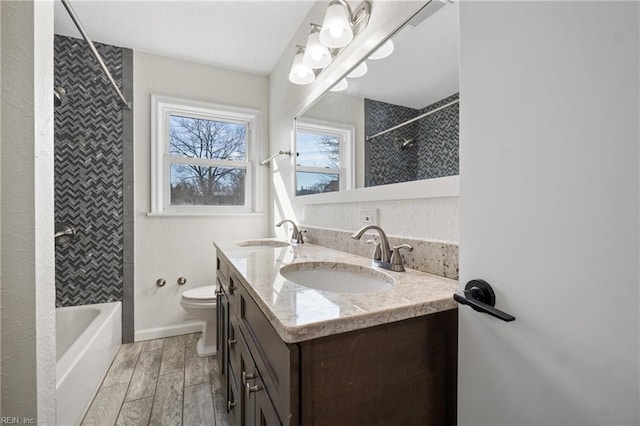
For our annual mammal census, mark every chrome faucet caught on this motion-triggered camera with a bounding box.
[351,225,413,272]
[276,219,304,244]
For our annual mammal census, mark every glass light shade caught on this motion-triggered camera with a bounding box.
[302,32,332,69]
[289,52,315,85]
[347,61,368,78]
[329,78,348,92]
[319,3,353,48]
[368,39,394,60]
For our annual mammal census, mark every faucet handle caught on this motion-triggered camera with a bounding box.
[390,244,414,272]
[366,238,382,261]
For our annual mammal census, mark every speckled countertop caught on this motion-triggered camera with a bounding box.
[214,239,458,343]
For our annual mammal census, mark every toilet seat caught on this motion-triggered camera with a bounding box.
[181,285,216,302]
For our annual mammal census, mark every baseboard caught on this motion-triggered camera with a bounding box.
[135,322,203,342]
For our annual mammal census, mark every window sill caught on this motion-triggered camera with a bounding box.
[146,211,265,218]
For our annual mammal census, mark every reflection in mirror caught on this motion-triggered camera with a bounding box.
[295,1,459,195]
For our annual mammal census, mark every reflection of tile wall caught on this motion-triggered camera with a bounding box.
[304,226,459,280]
[365,94,459,186]
[417,94,459,179]
[54,34,134,341]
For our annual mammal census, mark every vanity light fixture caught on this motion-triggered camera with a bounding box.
[368,39,394,60]
[347,61,368,78]
[329,78,348,92]
[303,24,332,69]
[288,0,371,85]
[289,45,315,85]
[319,1,354,48]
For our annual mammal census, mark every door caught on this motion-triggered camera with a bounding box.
[458,2,639,425]
[254,375,282,426]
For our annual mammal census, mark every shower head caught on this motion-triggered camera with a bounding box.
[54,222,76,246]
[54,87,66,107]
[396,137,415,150]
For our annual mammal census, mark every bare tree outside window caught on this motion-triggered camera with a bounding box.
[315,134,340,169]
[168,115,247,206]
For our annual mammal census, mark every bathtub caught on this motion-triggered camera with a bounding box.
[56,302,122,426]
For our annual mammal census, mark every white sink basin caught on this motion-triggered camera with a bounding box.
[280,262,394,293]
[236,239,290,248]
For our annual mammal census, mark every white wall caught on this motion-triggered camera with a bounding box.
[268,1,458,242]
[0,1,56,422]
[458,1,639,424]
[134,52,269,340]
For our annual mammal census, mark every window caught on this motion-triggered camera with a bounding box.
[295,119,354,196]
[151,95,260,214]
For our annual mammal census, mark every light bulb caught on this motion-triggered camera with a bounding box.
[329,26,344,39]
[303,31,332,69]
[289,50,315,85]
[319,2,353,48]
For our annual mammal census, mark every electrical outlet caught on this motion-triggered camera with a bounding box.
[359,208,377,224]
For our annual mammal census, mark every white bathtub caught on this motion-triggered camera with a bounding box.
[56,302,122,426]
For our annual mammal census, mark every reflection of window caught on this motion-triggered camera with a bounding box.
[151,95,260,214]
[296,119,354,196]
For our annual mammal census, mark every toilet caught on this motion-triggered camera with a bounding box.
[180,285,217,357]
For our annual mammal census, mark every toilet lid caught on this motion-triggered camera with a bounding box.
[182,286,217,301]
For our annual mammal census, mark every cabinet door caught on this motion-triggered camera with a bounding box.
[228,368,241,426]
[237,330,257,426]
[216,281,228,378]
[254,375,282,426]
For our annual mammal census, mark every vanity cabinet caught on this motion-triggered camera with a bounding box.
[216,254,457,426]
[217,254,297,425]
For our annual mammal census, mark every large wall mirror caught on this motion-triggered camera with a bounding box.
[294,1,459,198]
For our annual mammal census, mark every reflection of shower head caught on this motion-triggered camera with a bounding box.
[54,87,66,107]
[396,137,415,150]
[54,222,76,246]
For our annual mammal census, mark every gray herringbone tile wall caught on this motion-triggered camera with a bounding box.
[364,93,459,187]
[54,34,134,341]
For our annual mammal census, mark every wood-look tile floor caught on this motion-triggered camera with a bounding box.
[81,333,229,426]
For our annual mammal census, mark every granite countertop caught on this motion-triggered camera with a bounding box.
[214,239,458,343]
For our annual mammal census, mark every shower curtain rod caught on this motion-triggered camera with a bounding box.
[60,0,131,110]
[365,98,459,141]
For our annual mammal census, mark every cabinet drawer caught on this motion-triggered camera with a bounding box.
[238,285,297,423]
[226,273,242,316]
[217,254,229,283]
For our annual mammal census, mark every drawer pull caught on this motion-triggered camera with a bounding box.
[246,382,262,399]
[242,371,256,384]
[228,338,237,347]
[227,400,236,411]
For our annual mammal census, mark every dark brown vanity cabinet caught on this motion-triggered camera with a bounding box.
[217,255,293,425]
[216,254,458,426]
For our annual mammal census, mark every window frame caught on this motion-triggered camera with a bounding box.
[295,118,355,196]
[151,95,260,215]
